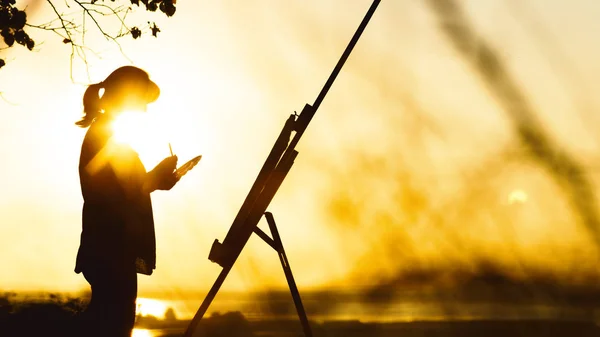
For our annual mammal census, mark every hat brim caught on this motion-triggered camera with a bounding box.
[146,80,160,103]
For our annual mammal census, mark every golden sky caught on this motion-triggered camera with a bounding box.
[2,0,600,301]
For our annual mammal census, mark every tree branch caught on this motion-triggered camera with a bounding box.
[45,0,77,81]
[1,0,174,80]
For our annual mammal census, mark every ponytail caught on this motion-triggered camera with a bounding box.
[75,82,104,128]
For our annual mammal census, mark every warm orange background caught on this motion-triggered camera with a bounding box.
[1,0,600,307]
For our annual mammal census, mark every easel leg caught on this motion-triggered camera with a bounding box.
[183,265,232,337]
[185,213,314,337]
[264,212,313,337]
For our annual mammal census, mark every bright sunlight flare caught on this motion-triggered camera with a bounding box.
[111,110,172,158]
[109,108,209,169]
[136,298,168,318]
[111,111,146,146]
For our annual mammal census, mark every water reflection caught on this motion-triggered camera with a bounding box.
[137,297,168,318]
[132,328,154,337]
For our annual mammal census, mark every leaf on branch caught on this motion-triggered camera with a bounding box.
[26,37,34,50]
[14,29,27,45]
[63,38,72,44]
[159,1,176,17]
[3,33,14,47]
[130,0,139,6]
[150,22,160,37]
[10,10,26,29]
[0,59,5,69]
[0,10,9,29]
[131,27,141,39]
[147,0,158,12]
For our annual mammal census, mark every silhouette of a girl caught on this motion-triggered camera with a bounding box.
[74,66,178,337]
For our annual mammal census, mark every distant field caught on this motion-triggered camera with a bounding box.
[2,291,600,336]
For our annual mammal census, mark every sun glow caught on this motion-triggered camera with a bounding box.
[111,111,145,145]
[136,297,168,318]
[508,189,528,205]
[111,110,174,164]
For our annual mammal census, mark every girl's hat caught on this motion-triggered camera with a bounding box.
[102,65,160,103]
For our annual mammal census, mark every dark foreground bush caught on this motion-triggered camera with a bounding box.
[0,293,256,337]
[0,293,86,337]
